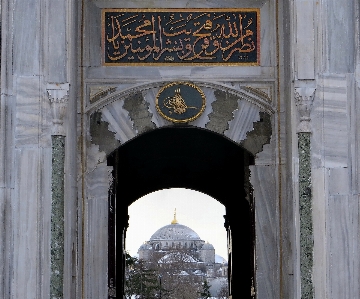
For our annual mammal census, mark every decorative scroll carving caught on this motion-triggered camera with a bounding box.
[294,87,315,133]
[47,83,70,136]
[90,86,117,104]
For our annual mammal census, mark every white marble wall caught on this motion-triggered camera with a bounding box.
[84,162,112,299]
[0,0,78,298]
[293,0,360,297]
[1,0,359,298]
[250,165,279,299]
[312,74,349,168]
[311,74,360,298]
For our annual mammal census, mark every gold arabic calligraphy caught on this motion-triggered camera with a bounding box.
[104,9,259,64]
[163,88,198,115]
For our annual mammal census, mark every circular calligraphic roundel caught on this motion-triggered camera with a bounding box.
[155,82,206,123]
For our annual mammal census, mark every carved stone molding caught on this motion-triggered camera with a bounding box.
[85,81,275,115]
[294,87,316,133]
[47,83,70,136]
[356,63,360,88]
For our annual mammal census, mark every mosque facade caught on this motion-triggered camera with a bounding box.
[137,213,228,279]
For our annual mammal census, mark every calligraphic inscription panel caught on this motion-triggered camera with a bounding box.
[103,9,260,65]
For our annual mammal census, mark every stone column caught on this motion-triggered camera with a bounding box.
[295,87,315,299]
[47,83,69,299]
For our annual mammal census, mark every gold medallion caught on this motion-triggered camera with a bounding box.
[155,82,206,123]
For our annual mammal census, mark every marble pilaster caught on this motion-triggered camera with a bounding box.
[48,84,69,299]
[50,136,65,299]
[250,165,279,299]
[298,132,313,299]
[295,88,315,299]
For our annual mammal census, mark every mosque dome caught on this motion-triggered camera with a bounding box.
[149,209,201,241]
[150,223,201,241]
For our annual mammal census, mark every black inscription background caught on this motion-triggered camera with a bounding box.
[104,10,259,64]
[157,84,204,122]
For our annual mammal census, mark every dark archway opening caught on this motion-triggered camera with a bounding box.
[107,126,255,298]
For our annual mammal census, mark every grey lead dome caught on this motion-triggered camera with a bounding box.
[201,243,215,250]
[150,223,201,241]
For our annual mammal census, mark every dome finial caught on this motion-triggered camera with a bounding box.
[171,208,178,224]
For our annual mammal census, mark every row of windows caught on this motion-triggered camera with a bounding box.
[153,241,198,250]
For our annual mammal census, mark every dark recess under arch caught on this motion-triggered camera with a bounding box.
[107,126,255,298]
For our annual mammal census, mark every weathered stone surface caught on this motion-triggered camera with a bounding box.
[51,136,65,299]
[298,133,314,299]
[240,112,272,155]
[15,76,43,147]
[101,99,137,145]
[312,74,349,168]
[205,90,239,134]
[90,111,121,155]
[225,98,261,144]
[327,0,355,73]
[250,165,279,299]
[123,93,156,135]
[327,195,354,299]
[13,0,41,75]
[13,149,41,298]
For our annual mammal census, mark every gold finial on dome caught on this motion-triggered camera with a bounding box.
[171,208,178,224]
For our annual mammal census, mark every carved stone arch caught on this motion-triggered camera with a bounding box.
[83,81,276,298]
[87,80,274,115]
[107,125,255,298]
[87,81,274,163]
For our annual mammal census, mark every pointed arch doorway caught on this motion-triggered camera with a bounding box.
[107,126,255,298]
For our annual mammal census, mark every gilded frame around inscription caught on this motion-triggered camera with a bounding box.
[155,82,206,123]
[102,8,260,66]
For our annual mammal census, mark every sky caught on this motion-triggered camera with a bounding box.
[126,188,228,260]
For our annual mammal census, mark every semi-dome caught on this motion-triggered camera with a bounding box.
[138,242,152,251]
[201,243,214,250]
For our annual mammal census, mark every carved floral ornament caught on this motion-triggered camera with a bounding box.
[87,82,275,116]
[47,83,70,136]
[294,87,315,133]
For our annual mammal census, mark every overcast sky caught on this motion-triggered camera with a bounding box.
[126,188,228,260]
